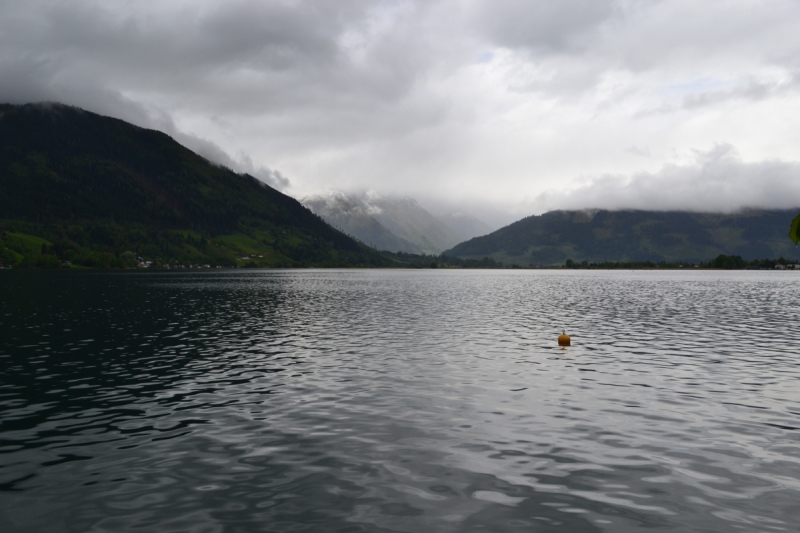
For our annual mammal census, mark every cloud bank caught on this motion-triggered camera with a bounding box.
[1,0,799,214]
[531,145,800,214]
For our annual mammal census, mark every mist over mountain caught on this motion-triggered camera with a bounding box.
[444,209,800,265]
[434,212,493,245]
[0,103,389,268]
[303,191,491,255]
[301,193,423,254]
[364,193,456,254]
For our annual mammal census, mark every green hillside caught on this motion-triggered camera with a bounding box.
[444,209,800,266]
[0,103,392,268]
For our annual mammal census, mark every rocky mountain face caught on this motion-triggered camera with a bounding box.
[444,209,800,265]
[303,191,491,255]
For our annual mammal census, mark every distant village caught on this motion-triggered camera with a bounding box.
[133,254,266,269]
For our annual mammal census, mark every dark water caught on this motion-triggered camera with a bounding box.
[2,269,800,532]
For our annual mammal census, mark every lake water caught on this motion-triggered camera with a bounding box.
[2,269,800,532]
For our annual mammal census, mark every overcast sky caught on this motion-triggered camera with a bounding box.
[2,0,800,226]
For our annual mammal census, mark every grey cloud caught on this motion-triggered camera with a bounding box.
[2,0,800,214]
[625,146,652,158]
[473,0,619,54]
[531,145,800,213]
[5,1,800,112]
[0,0,452,194]
[634,76,799,117]
[0,1,300,190]
[681,77,796,109]
[475,0,800,106]
[5,1,798,119]
[30,0,427,113]
[0,57,168,129]
[0,0,451,150]
[174,132,291,190]
[0,63,291,190]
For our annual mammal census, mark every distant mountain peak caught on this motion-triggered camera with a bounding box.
[303,191,491,254]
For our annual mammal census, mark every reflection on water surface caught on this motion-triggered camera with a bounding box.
[1,269,799,532]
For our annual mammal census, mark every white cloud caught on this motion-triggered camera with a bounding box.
[530,145,800,213]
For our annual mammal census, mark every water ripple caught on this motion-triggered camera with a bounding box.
[1,269,800,532]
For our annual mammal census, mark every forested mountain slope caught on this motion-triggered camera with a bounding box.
[444,209,800,265]
[0,103,391,267]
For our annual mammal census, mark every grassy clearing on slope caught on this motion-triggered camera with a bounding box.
[5,232,52,255]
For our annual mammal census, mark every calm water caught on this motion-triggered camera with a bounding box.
[2,269,800,532]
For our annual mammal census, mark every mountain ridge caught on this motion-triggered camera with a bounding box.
[444,208,800,265]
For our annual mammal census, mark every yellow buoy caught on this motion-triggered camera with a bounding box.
[558,330,571,346]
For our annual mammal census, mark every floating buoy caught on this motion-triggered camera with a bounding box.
[558,330,571,346]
